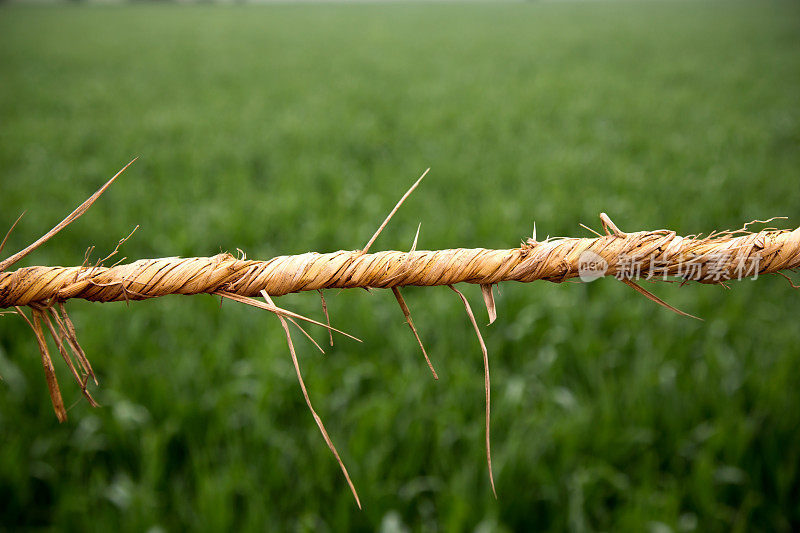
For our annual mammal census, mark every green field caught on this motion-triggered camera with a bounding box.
[1,1,799,530]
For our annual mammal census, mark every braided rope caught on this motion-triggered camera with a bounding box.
[3,161,799,507]
[2,226,799,308]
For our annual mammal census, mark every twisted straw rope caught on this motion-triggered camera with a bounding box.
[3,161,799,508]
[2,226,800,308]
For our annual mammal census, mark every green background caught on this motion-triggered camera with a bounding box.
[1,1,799,530]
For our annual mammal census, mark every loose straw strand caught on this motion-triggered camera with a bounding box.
[362,168,429,254]
[15,306,67,422]
[0,158,136,273]
[260,290,362,509]
[392,286,438,379]
[449,284,497,499]
[318,289,334,347]
[0,211,25,256]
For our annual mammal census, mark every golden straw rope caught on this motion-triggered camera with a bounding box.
[2,226,800,309]
[2,161,799,507]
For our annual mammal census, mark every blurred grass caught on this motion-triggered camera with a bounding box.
[1,0,799,530]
